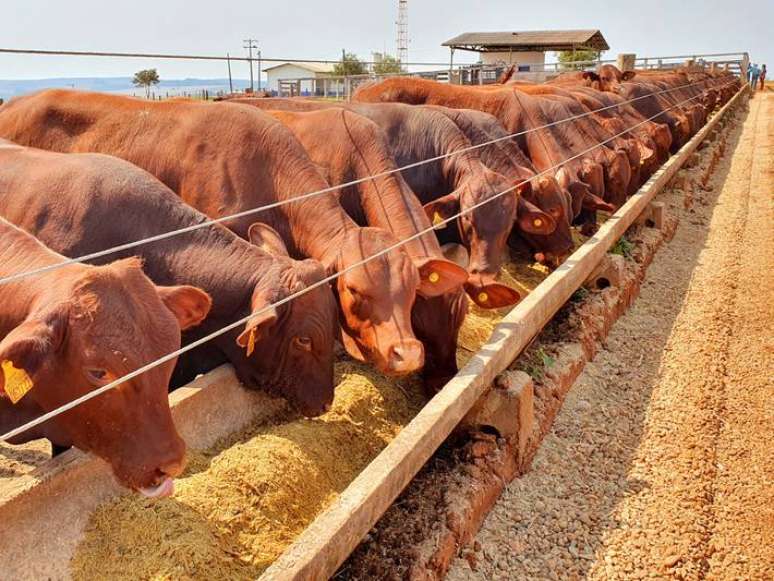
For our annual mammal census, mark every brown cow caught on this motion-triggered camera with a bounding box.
[352,78,616,222]
[262,107,470,389]
[0,90,459,376]
[230,97,525,308]
[0,216,211,496]
[424,106,575,266]
[0,140,338,416]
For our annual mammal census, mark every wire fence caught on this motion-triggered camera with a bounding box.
[0,77,739,442]
[0,76,726,287]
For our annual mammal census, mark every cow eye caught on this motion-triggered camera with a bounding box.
[293,336,313,352]
[85,368,110,386]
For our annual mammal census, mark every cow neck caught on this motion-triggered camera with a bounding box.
[143,218,269,322]
[270,148,352,271]
[341,115,439,261]
[448,111,522,180]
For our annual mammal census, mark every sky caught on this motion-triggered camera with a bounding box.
[0,0,770,80]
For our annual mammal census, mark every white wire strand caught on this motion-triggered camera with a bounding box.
[0,75,727,286]
[0,80,737,442]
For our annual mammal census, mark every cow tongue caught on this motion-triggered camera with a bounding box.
[139,477,175,499]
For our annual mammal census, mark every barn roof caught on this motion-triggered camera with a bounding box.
[442,30,609,53]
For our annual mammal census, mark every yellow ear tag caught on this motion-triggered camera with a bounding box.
[533,218,543,228]
[246,328,256,358]
[428,272,440,284]
[432,212,445,228]
[477,292,489,304]
[1,360,34,404]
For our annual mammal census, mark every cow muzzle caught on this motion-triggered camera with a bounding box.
[385,339,424,376]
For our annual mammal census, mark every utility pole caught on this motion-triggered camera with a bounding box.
[226,53,233,93]
[243,38,259,92]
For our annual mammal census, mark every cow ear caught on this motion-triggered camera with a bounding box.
[581,192,616,213]
[248,222,290,257]
[517,205,556,235]
[621,71,637,81]
[423,193,460,228]
[583,71,601,82]
[567,182,591,217]
[414,257,469,297]
[0,309,68,398]
[466,282,521,309]
[157,285,212,331]
[515,181,533,199]
[236,307,279,354]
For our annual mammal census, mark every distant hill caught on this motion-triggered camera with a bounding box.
[0,77,256,100]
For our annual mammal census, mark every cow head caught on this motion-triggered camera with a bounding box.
[232,223,338,417]
[0,258,212,496]
[597,65,637,92]
[423,169,521,309]
[515,178,574,268]
[333,227,459,376]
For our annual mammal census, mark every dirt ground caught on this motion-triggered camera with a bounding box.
[447,93,773,580]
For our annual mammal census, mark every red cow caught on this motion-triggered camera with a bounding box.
[0,216,211,496]
[0,140,338,416]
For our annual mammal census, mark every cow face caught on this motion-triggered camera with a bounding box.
[596,65,637,92]
[423,169,521,309]
[335,228,431,376]
[0,258,212,496]
[234,224,338,417]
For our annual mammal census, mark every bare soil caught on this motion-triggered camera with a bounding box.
[446,94,773,580]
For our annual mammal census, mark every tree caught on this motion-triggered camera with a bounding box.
[132,68,160,98]
[372,53,403,75]
[333,52,368,77]
[557,49,601,71]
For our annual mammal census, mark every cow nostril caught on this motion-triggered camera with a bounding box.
[157,457,186,480]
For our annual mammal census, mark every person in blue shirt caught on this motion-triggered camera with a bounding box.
[749,63,760,88]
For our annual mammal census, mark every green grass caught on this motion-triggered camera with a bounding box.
[610,236,635,259]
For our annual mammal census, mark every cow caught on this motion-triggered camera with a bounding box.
[261,107,470,390]
[0,215,211,497]
[351,78,616,225]
[423,106,575,267]
[0,139,338,416]
[230,97,528,308]
[0,90,460,376]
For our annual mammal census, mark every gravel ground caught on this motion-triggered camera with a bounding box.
[448,94,773,581]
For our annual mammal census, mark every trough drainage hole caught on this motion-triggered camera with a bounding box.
[596,277,611,290]
[480,425,501,438]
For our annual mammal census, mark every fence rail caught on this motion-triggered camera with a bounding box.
[275,51,748,99]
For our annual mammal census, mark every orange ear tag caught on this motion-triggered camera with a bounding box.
[477,292,489,304]
[1,360,34,404]
[533,218,543,228]
[428,272,440,284]
[246,328,256,358]
[432,212,445,229]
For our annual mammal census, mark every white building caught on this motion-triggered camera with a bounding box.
[264,61,335,95]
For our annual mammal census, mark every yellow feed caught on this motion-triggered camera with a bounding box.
[70,361,424,580]
[71,249,575,579]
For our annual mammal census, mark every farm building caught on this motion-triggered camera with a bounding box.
[264,61,335,94]
[443,29,610,81]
